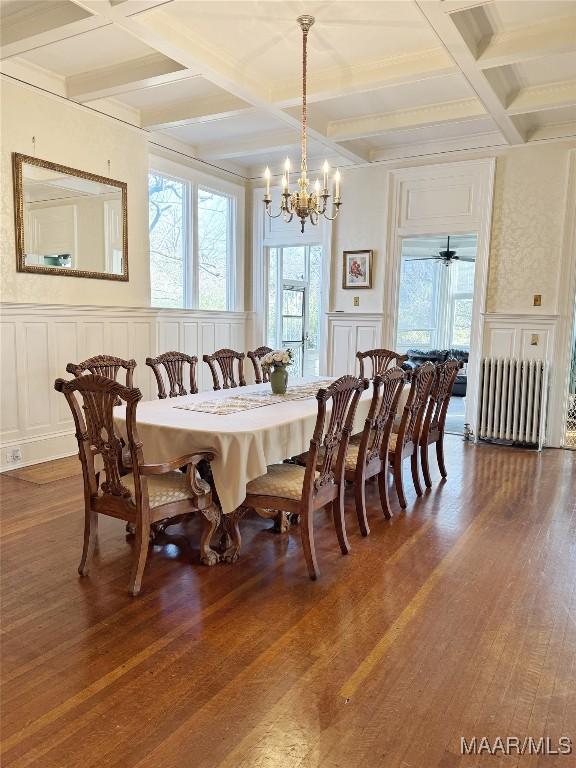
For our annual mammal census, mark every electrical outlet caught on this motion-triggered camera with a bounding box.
[353,296,360,307]
[533,294,542,307]
[5,447,22,465]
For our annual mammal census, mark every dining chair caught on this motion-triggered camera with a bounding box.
[203,348,246,391]
[345,368,406,534]
[388,361,435,508]
[247,346,273,383]
[420,359,461,488]
[146,351,198,399]
[54,374,218,596]
[242,375,367,580]
[356,348,408,379]
[66,354,136,386]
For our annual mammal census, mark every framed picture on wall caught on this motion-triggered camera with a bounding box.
[342,249,373,289]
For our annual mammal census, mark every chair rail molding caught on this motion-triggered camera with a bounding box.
[0,302,251,470]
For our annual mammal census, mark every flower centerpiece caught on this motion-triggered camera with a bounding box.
[261,349,293,395]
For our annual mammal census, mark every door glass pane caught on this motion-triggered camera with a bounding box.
[282,289,303,316]
[282,246,306,281]
[397,256,439,349]
[283,316,303,342]
[305,245,322,376]
[198,188,230,311]
[148,173,186,308]
[267,248,277,348]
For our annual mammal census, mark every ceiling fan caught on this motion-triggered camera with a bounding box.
[408,236,460,267]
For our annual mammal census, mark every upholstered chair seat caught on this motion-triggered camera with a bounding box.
[122,472,209,509]
[246,463,318,500]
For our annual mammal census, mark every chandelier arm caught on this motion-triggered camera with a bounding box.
[265,206,284,219]
[321,204,342,222]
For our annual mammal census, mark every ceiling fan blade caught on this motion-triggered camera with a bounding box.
[319,19,423,28]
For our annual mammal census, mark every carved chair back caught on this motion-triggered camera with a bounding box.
[146,351,198,399]
[356,348,408,379]
[247,346,273,383]
[421,359,461,444]
[66,355,136,387]
[358,367,406,465]
[54,374,145,516]
[203,348,246,391]
[304,375,368,500]
[395,361,436,454]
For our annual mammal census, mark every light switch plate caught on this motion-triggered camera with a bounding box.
[353,296,359,307]
[531,334,539,346]
[533,294,542,306]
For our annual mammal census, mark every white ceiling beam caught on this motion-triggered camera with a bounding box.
[327,99,486,142]
[67,1,370,163]
[142,99,254,130]
[415,0,525,144]
[477,16,576,70]
[66,53,191,101]
[273,49,457,107]
[507,79,576,116]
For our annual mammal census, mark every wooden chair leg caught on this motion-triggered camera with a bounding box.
[378,470,393,520]
[300,506,319,580]
[411,451,423,497]
[332,493,351,555]
[78,508,98,576]
[354,470,370,536]
[436,435,448,478]
[129,516,151,597]
[421,442,432,489]
[393,455,407,509]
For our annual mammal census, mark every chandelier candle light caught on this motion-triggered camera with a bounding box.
[263,14,342,233]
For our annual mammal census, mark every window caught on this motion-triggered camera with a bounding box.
[148,172,236,310]
[397,258,439,348]
[149,173,187,308]
[197,188,232,311]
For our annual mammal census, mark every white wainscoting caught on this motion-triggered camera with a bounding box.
[482,312,563,446]
[327,312,383,376]
[0,303,250,470]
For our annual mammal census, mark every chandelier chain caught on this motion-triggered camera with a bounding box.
[301,27,307,173]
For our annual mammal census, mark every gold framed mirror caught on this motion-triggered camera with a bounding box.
[12,153,128,281]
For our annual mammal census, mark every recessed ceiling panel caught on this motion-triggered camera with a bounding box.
[483,0,576,33]
[309,73,474,123]
[115,76,247,111]
[157,1,439,86]
[366,116,499,148]
[18,25,159,76]
[505,51,576,88]
[161,109,291,146]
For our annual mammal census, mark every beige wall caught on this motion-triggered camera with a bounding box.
[329,141,576,316]
[0,77,150,306]
[487,142,574,314]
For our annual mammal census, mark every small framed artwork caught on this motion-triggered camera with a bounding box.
[342,249,373,289]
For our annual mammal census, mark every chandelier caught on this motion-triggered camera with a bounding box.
[263,14,342,233]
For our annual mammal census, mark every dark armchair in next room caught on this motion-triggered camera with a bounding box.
[402,348,468,396]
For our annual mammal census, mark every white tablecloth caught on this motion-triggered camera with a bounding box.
[114,377,411,515]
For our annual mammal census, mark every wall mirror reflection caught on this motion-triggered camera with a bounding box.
[13,153,128,281]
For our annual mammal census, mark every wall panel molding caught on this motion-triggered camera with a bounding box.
[0,303,251,470]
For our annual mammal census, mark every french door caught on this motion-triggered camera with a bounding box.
[267,245,322,376]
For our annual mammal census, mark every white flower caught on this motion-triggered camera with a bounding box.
[261,348,293,368]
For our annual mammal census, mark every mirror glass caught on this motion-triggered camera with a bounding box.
[14,155,127,280]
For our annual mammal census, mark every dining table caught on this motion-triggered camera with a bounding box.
[114,375,411,564]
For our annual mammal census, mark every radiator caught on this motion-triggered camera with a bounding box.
[477,358,549,450]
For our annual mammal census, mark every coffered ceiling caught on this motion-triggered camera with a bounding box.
[1,0,575,179]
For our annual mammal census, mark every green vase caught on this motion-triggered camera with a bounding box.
[270,365,288,395]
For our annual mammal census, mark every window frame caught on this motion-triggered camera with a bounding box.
[148,158,243,312]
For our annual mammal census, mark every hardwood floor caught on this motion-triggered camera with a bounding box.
[1,438,574,767]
